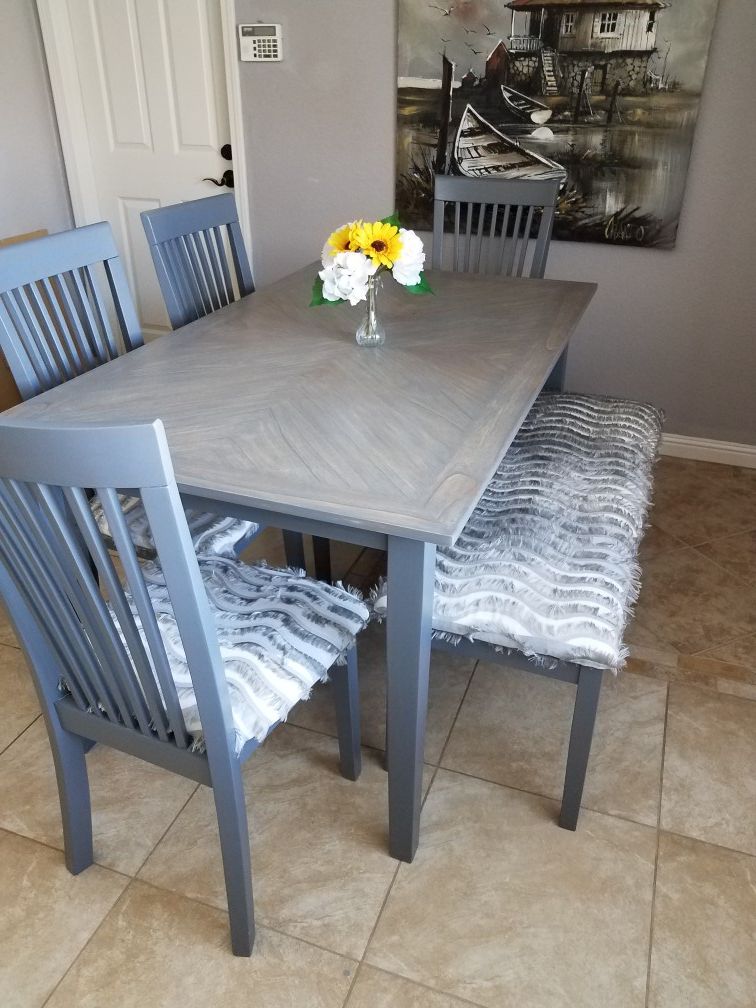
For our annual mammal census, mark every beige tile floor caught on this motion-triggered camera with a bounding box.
[1,456,756,1007]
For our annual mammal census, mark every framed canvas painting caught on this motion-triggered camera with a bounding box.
[396,0,720,247]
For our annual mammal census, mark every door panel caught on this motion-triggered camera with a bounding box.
[61,0,232,335]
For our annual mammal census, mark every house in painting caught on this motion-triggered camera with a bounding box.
[497,0,667,96]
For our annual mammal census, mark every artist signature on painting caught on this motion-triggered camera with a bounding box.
[604,212,646,244]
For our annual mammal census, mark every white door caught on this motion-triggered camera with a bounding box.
[40,0,239,336]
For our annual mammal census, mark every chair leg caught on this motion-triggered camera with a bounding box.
[559,665,603,831]
[282,530,306,571]
[312,536,332,583]
[48,725,94,875]
[211,760,255,956]
[331,647,361,780]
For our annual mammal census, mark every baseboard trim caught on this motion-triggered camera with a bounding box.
[660,434,756,469]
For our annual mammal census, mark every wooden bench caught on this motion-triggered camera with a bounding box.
[377,392,663,829]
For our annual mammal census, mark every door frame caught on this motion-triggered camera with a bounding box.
[36,0,252,254]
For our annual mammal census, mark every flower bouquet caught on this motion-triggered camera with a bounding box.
[310,216,432,346]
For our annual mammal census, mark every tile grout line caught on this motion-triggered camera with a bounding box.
[0,710,41,757]
[40,877,138,1007]
[357,662,479,974]
[131,781,201,879]
[351,961,488,1008]
[644,680,670,1008]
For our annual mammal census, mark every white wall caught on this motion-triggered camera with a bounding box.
[0,0,72,238]
[236,0,755,444]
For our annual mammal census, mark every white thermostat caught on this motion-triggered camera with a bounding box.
[238,23,282,61]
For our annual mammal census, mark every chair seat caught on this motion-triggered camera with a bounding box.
[376,393,662,669]
[91,494,258,559]
[121,555,369,753]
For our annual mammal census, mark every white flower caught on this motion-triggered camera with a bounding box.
[319,251,378,306]
[391,228,425,287]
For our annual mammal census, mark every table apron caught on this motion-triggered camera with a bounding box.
[180,492,389,551]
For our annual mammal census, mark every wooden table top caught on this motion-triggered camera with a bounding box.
[6,266,596,544]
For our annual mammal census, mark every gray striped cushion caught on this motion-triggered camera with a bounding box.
[91,494,258,559]
[376,393,662,670]
[126,555,369,753]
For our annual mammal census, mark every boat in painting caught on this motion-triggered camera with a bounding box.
[452,105,566,182]
[500,84,552,125]
[449,106,568,185]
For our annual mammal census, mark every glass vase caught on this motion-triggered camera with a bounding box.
[355,275,385,347]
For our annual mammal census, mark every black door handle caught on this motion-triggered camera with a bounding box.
[220,143,233,161]
[202,169,234,189]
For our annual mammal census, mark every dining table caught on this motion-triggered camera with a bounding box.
[7,262,596,863]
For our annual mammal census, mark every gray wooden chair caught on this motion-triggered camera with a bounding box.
[0,223,257,559]
[0,416,368,956]
[140,193,254,331]
[432,175,560,279]
[141,194,331,581]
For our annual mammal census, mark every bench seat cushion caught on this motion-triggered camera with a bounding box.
[125,555,369,753]
[91,494,258,559]
[432,393,662,669]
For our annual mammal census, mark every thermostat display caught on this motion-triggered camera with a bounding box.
[238,23,282,61]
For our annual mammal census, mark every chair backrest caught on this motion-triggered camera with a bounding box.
[141,194,254,330]
[0,418,235,767]
[0,223,143,401]
[432,175,560,279]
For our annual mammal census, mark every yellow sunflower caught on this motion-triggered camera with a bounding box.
[325,223,356,257]
[350,220,403,269]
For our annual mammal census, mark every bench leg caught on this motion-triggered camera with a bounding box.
[312,536,332,582]
[282,530,306,571]
[331,647,361,781]
[559,665,603,831]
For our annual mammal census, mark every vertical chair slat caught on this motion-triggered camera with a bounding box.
[227,219,254,297]
[495,205,512,276]
[97,487,190,748]
[33,483,156,736]
[503,205,523,276]
[211,226,235,304]
[202,229,228,307]
[194,232,222,312]
[5,478,132,722]
[0,501,96,711]
[472,203,486,274]
[486,204,499,275]
[183,234,214,317]
[69,267,107,360]
[83,264,119,360]
[453,202,461,272]
[0,485,109,714]
[163,239,197,321]
[463,201,474,272]
[40,276,92,375]
[23,281,77,382]
[176,237,207,321]
[54,271,101,368]
[63,486,172,741]
[1,291,56,392]
[516,206,536,277]
[14,286,63,386]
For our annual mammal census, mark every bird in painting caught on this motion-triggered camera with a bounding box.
[429,4,454,15]
[463,26,477,34]
[481,23,496,36]
[466,43,482,54]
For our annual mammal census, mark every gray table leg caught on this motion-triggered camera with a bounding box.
[386,536,435,862]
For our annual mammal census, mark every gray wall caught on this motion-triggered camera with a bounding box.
[0,0,72,238]
[238,0,754,444]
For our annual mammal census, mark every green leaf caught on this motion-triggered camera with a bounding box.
[380,212,402,229]
[404,273,434,295]
[309,275,337,307]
